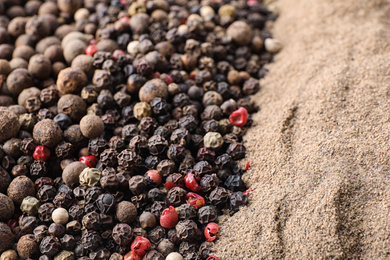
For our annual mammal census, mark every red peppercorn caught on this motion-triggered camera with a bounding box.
[131,236,151,256]
[165,74,174,84]
[184,173,201,193]
[79,155,98,168]
[186,192,205,209]
[160,206,178,229]
[244,160,251,171]
[163,181,176,190]
[124,250,142,260]
[189,73,196,79]
[153,72,161,79]
[86,44,97,56]
[145,170,162,185]
[247,0,257,6]
[112,49,126,61]
[180,19,186,24]
[206,256,221,260]
[7,219,18,230]
[33,145,50,161]
[229,107,248,127]
[243,189,253,198]
[204,223,219,242]
[120,16,130,22]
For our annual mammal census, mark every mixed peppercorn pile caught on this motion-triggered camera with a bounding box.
[0,0,280,259]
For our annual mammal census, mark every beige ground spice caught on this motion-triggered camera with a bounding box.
[214,0,390,258]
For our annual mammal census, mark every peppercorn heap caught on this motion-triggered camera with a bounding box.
[0,0,280,259]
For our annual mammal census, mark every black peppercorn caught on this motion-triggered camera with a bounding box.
[176,220,199,242]
[230,191,248,211]
[148,135,169,156]
[176,203,196,220]
[48,223,65,237]
[131,193,148,209]
[117,149,142,172]
[209,187,230,208]
[88,136,108,156]
[226,142,246,160]
[66,220,82,235]
[96,193,116,214]
[61,234,76,251]
[81,231,102,251]
[34,225,48,244]
[39,236,61,257]
[150,200,167,219]
[69,204,85,222]
[112,223,133,246]
[148,226,166,245]
[53,191,73,209]
[38,202,55,222]
[167,187,187,207]
[197,147,216,162]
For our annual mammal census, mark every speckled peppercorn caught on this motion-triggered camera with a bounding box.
[0,194,14,222]
[33,119,63,148]
[79,115,104,138]
[116,201,137,225]
[56,68,87,95]
[0,107,20,143]
[17,234,39,259]
[7,175,35,205]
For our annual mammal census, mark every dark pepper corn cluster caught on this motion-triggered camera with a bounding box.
[0,0,278,259]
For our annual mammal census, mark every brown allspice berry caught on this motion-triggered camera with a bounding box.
[7,176,35,205]
[116,201,137,225]
[57,68,87,95]
[7,17,27,38]
[18,87,41,106]
[61,32,91,49]
[17,234,39,259]
[36,36,61,53]
[0,44,14,60]
[71,54,93,77]
[129,13,149,34]
[6,68,33,96]
[62,161,88,187]
[58,0,82,14]
[139,211,156,229]
[158,239,175,256]
[79,115,104,138]
[44,45,64,63]
[0,223,13,253]
[58,94,87,122]
[0,250,17,260]
[96,39,119,54]
[52,62,66,77]
[226,21,254,46]
[38,1,59,16]
[0,107,20,142]
[7,105,27,115]
[33,119,63,148]
[0,169,11,193]
[25,15,50,39]
[12,45,35,61]
[9,58,28,70]
[139,79,169,103]
[0,193,14,222]
[28,54,51,80]
[63,39,87,64]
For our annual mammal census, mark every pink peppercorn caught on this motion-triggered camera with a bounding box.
[33,145,50,161]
